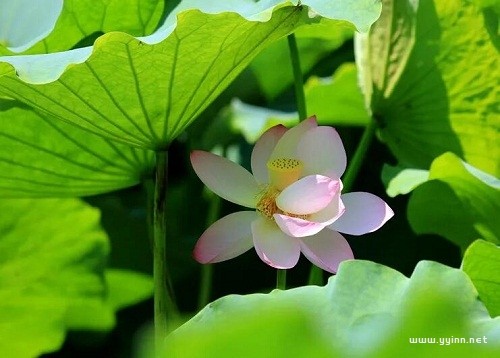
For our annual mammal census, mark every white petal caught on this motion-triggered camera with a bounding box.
[329,192,394,235]
[251,125,287,184]
[297,126,347,177]
[276,175,340,215]
[252,216,300,269]
[193,212,256,263]
[270,116,317,159]
[191,150,260,208]
[299,229,353,273]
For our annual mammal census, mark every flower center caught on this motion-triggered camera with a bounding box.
[256,186,308,221]
[267,157,303,191]
[256,187,279,219]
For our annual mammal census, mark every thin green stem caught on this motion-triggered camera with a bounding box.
[276,269,287,290]
[152,150,178,346]
[197,194,221,310]
[287,33,307,121]
[307,120,378,285]
[341,120,377,193]
[198,264,213,309]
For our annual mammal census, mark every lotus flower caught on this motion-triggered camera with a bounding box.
[191,117,393,273]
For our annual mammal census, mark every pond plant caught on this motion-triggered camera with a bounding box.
[0,0,498,357]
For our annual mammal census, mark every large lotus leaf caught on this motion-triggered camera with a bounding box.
[0,198,153,357]
[165,260,500,357]
[0,99,154,197]
[356,0,500,176]
[0,0,381,149]
[462,240,500,317]
[0,0,164,55]
[408,152,500,251]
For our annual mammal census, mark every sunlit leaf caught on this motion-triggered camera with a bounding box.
[408,153,500,251]
[0,0,164,55]
[381,164,429,197]
[0,100,154,197]
[0,1,382,149]
[356,0,499,176]
[0,198,153,357]
[462,240,500,317]
[166,260,500,357]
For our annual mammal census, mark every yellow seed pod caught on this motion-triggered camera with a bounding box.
[267,158,303,191]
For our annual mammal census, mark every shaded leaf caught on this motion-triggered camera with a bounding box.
[250,19,355,100]
[305,63,370,126]
[166,260,500,357]
[0,198,153,357]
[0,100,154,197]
[209,63,369,146]
[0,198,108,356]
[357,0,500,176]
[462,240,500,317]
[105,269,154,311]
[408,152,500,251]
[164,309,335,358]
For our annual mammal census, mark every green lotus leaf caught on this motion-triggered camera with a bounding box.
[408,152,500,251]
[0,0,381,149]
[305,63,370,126]
[105,269,154,311]
[250,18,355,100]
[0,99,154,197]
[357,0,500,176]
[462,240,500,317]
[381,164,429,197]
[0,198,153,357]
[0,0,164,55]
[165,260,500,357]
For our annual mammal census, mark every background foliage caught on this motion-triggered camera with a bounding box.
[0,0,498,357]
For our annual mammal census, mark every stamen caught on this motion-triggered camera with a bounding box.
[256,185,309,221]
[267,157,303,190]
[256,187,279,219]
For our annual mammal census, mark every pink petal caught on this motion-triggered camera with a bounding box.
[297,126,347,177]
[191,150,260,208]
[309,191,345,225]
[299,229,354,273]
[252,216,300,269]
[276,175,340,215]
[193,211,257,263]
[251,125,287,184]
[273,214,327,238]
[329,192,394,235]
[269,116,317,160]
